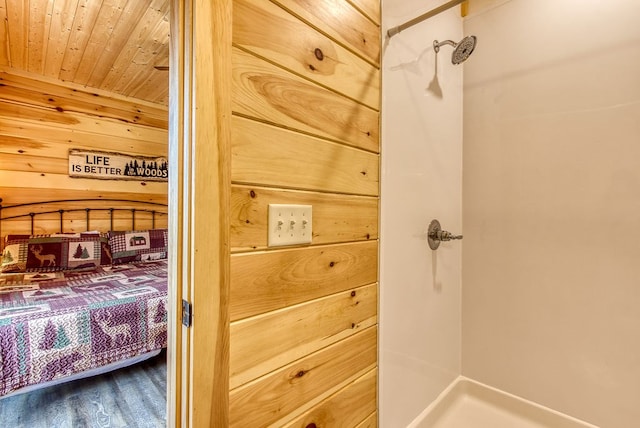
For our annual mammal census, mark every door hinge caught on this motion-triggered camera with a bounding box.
[182,299,192,327]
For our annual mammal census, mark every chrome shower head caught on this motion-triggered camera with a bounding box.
[433,35,477,65]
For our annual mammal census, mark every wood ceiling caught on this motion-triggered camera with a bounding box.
[0,0,170,105]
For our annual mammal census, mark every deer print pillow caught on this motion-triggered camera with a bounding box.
[1,232,111,273]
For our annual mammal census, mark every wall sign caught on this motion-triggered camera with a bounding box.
[69,149,168,182]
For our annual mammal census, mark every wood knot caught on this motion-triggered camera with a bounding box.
[366,233,370,239]
[296,370,306,378]
[351,291,356,297]
[314,48,324,61]
[329,261,335,267]
[249,190,256,198]
[55,106,64,112]
[309,64,316,71]
[306,424,317,428]
[17,149,25,154]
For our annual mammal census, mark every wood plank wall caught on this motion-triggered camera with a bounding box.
[0,68,168,235]
[229,0,380,425]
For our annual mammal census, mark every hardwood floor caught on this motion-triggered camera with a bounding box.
[0,350,166,428]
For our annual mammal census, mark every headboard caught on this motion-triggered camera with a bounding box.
[0,198,168,247]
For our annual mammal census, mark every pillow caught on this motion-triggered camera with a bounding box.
[107,229,168,264]
[1,232,111,273]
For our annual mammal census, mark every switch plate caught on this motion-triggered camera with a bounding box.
[268,204,312,247]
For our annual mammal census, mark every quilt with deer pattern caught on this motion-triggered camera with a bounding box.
[0,260,167,397]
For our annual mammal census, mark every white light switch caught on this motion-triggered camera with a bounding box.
[268,204,312,247]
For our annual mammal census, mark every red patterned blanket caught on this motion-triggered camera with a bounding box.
[0,260,167,397]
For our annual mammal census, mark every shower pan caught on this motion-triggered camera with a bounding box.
[407,377,599,428]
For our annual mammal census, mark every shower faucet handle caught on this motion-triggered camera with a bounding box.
[427,219,463,250]
[434,230,463,241]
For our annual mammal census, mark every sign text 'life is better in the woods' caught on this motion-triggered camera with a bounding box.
[68,150,168,182]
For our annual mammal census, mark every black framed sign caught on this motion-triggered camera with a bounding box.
[69,149,168,182]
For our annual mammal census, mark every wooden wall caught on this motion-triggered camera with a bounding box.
[228,0,380,425]
[0,68,168,235]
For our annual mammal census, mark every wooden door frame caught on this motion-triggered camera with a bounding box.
[168,0,231,426]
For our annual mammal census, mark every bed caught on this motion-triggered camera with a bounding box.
[0,199,168,398]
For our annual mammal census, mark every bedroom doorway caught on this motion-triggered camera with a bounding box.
[0,0,175,426]
[3,0,243,425]
[168,0,231,425]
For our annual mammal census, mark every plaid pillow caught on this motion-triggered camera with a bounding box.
[107,229,168,264]
[1,232,111,273]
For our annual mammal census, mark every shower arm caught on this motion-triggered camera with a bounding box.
[387,0,466,38]
[433,39,457,53]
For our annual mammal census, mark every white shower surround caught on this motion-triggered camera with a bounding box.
[380,1,463,426]
[381,0,640,427]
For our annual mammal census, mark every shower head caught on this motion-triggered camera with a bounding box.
[433,35,477,65]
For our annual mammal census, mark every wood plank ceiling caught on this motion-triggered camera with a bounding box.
[0,0,170,105]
